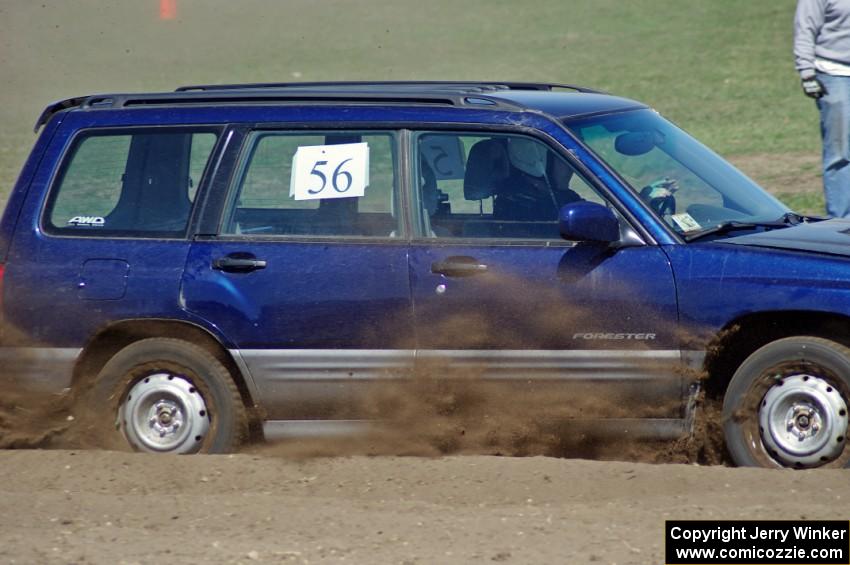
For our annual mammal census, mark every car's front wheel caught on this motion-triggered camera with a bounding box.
[723,336,850,468]
[83,338,247,454]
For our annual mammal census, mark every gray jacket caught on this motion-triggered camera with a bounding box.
[795,0,850,77]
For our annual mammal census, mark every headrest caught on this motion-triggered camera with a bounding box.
[507,137,547,178]
[420,156,438,216]
[463,139,509,201]
[325,134,362,145]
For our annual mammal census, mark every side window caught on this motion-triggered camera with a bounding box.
[415,132,608,239]
[46,129,218,237]
[223,131,399,237]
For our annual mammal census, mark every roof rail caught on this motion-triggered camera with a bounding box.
[175,80,598,93]
[82,90,524,110]
[33,96,88,133]
[34,81,599,132]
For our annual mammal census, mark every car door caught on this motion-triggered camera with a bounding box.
[3,124,220,392]
[407,130,683,424]
[181,128,413,422]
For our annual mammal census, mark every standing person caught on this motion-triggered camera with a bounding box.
[795,0,850,217]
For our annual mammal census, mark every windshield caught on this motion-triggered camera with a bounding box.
[564,109,789,237]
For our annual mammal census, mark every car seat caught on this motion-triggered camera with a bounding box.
[106,133,193,233]
[312,134,364,235]
[463,138,509,208]
[461,139,510,237]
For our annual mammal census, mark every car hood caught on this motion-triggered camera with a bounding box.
[720,218,850,257]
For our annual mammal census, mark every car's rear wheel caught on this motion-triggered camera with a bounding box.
[83,338,247,454]
[723,336,850,468]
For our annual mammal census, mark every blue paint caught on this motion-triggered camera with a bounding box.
[2,86,849,404]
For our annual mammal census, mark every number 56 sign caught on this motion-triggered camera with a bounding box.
[290,142,370,201]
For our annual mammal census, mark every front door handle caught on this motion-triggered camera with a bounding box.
[431,256,488,277]
[212,254,267,273]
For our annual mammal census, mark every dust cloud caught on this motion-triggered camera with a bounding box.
[0,268,730,464]
[250,270,729,464]
[0,324,75,448]
[251,360,722,464]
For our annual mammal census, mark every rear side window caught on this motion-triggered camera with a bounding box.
[223,131,399,237]
[45,128,219,237]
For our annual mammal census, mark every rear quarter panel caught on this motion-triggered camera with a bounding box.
[0,116,64,263]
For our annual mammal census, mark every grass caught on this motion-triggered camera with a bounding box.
[774,191,825,216]
[0,0,822,211]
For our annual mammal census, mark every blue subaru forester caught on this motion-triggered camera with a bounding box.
[2,81,849,468]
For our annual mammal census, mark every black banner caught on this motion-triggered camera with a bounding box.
[666,520,849,564]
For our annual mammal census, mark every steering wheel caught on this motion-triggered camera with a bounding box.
[639,178,678,216]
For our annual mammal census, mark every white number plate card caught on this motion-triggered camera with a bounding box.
[290,142,370,201]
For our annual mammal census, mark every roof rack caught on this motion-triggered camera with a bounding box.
[34,81,599,132]
[87,90,526,111]
[174,81,598,93]
[34,96,89,133]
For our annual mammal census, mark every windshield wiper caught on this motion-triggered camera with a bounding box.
[776,211,814,225]
[684,212,806,243]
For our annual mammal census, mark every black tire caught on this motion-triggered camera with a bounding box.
[723,336,850,468]
[81,338,247,454]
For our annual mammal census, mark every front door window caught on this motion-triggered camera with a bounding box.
[414,131,606,240]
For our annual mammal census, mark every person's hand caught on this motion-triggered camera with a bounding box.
[641,177,678,200]
[640,177,678,216]
[801,74,827,99]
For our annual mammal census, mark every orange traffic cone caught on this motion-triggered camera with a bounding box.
[159,0,177,20]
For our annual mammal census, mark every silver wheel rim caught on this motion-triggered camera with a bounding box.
[759,373,848,467]
[119,373,210,454]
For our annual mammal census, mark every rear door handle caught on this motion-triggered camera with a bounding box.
[212,255,267,273]
[431,256,488,277]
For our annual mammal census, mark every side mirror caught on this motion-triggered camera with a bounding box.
[559,201,620,243]
[614,130,661,156]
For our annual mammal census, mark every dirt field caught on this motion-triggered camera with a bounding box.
[0,3,845,563]
[0,450,845,565]
[0,385,836,565]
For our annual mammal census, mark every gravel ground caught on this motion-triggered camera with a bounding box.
[0,450,846,565]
